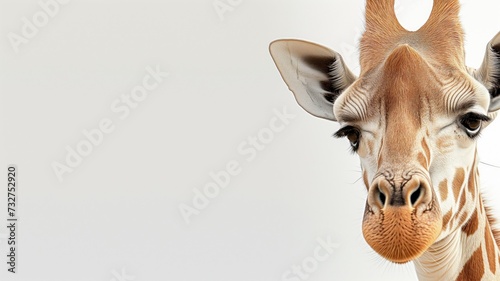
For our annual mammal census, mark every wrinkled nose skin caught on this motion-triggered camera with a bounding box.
[368,176,431,210]
[362,174,442,263]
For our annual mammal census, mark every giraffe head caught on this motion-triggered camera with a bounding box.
[270,0,500,263]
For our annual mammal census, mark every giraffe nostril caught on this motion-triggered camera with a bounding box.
[410,185,422,206]
[378,188,387,207]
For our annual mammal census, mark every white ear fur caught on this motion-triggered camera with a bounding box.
[269,39,356,121]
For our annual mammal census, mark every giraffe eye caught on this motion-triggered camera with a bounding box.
[459,113,490,137]
[334,126,360,152]
[463,118,480,131]
[347,131,359,148]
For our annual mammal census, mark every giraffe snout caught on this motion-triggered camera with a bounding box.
[363,174,441,263]
[367,175,432,212]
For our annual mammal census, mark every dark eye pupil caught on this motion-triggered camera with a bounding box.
[464,119,481,130]
[347,132,359,146]
[334,126,361,151]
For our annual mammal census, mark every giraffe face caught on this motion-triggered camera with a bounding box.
[269,0,500,266]
[333,44,492,263]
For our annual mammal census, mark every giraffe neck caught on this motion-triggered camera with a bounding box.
[414,193,500,280]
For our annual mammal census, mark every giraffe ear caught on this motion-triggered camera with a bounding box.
[470,32,500,112]
[269,39,356,121]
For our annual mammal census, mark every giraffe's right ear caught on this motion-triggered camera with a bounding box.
[269,39,356,121]
[471,32,500,112]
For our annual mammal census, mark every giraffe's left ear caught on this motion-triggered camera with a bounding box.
[470,32,500,112]
[269,39,357,121]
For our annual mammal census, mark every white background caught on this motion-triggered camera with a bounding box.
[1,0,500,280]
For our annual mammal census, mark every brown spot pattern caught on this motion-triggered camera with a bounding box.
[452,168,465,202]
[462,209,479,236]
[459,190,466,209]
[468,168,476,199]
[417,152,427,168]
[484,203,500,250]
[436,137,453,153]
[485,222,497,274]
[456,247,484,281]
[442,209,452,230]
[439,179,448,201]
[458,211,469,227]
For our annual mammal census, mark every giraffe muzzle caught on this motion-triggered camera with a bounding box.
[362,174,442,263]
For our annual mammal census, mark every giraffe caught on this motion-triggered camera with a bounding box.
[269,0,500,280]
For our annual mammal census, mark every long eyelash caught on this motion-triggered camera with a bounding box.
[333,126,357,138]
[333,126,360,153]
[347,144,358,154]
[461,112,491,122]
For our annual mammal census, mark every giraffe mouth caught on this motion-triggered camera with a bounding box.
[362,204,442,263]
